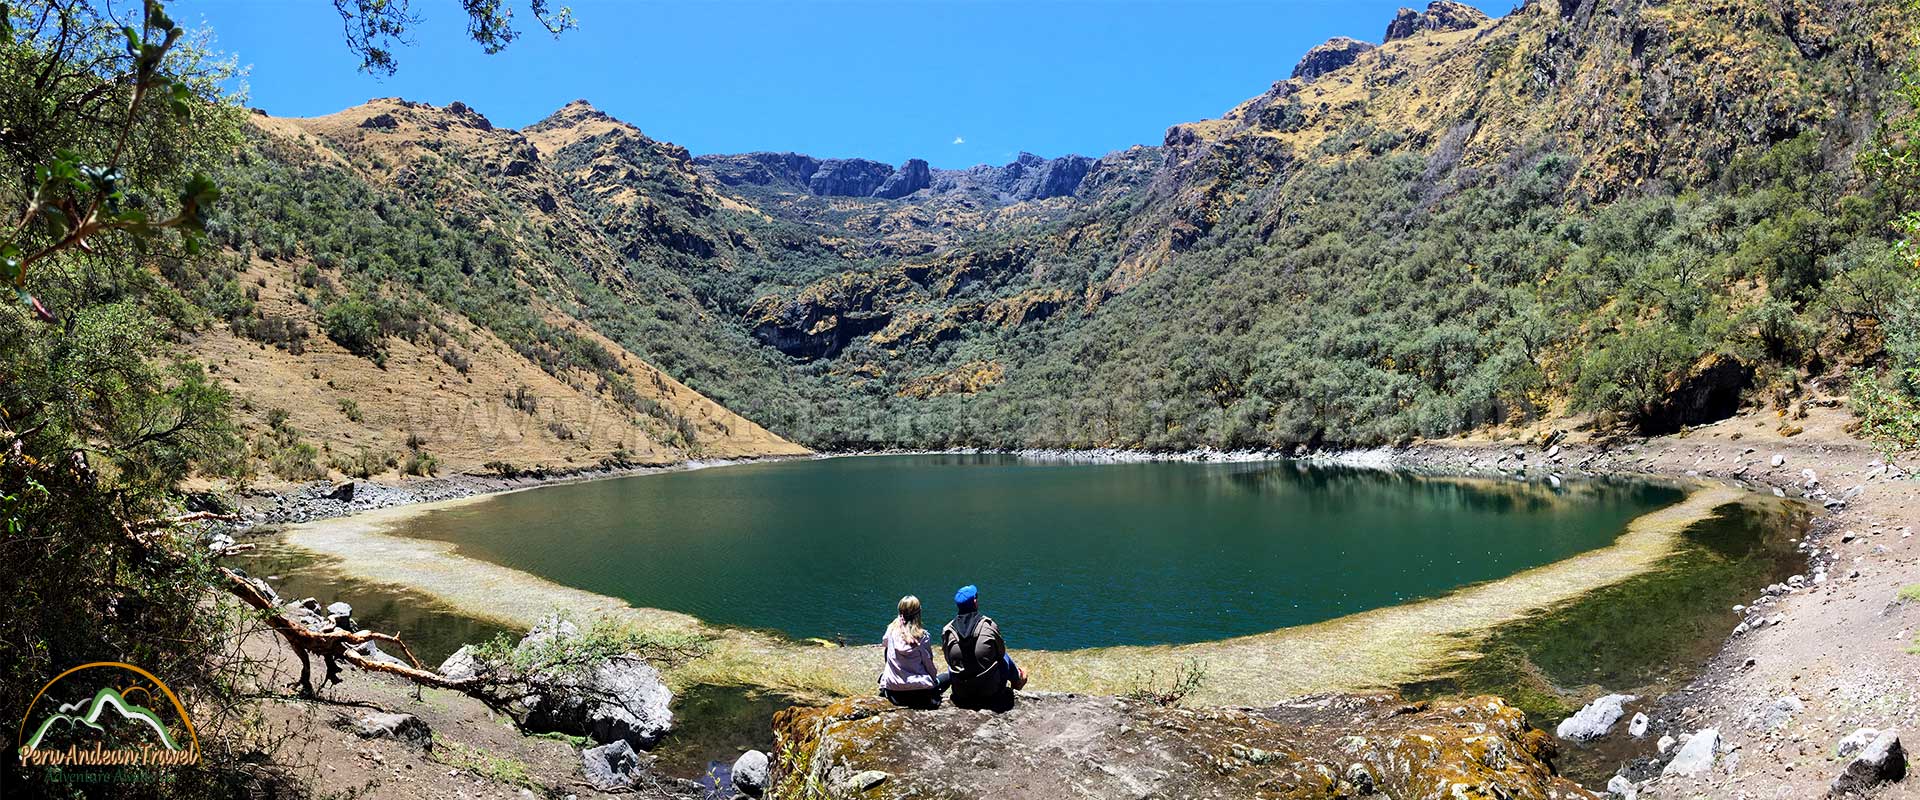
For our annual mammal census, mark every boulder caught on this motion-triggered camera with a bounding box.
[1662,727,1718,778]
[1292,37,1377,81]
[1831,729,1905,795]
[1838,727,1882,758]
[438,644,483,681]
[1558,694,1636,741]
[488,617,674,750]
[1761,695,1803,730]
[323,480,356,502]
[353,711,431,749]
[1628,712,1650,738]
[1607,774,1636,799]
[732,749,770,797]
[770,693,1598,799]
[581,739,644,791]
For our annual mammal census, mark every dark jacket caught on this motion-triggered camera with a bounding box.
[941,612,1007,707]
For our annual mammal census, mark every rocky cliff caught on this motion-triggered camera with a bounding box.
[771,693,1596,799]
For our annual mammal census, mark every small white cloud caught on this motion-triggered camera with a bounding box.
[952,136,965,145]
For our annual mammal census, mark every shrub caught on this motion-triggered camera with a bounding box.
[320,296,384,359]
[338,398,364,422]
[401,450,439,477]
[330,446,389,479]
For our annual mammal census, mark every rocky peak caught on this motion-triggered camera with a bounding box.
[1292,36,1378,80]
[1384,0,1490,42]
[806,158,896,196]
[872,158,932,199]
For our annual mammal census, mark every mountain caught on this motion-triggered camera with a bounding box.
[199,0,1911,462]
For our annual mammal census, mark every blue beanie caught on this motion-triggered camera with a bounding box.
[954,584,978,606]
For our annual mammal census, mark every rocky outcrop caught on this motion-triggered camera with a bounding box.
[808,158,895,197]
[872,158,931,199]
[772,693,1596,799]
[436,617,674,751]
[1384,0,1490,41]
[1292,36,1378,80]
[930,152,1094,202]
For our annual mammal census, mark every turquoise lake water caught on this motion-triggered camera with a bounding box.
[376,455,1684,650]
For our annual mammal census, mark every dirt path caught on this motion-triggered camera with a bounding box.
[1402,404,1920,799]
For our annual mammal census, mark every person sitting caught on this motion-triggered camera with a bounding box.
[941,584,1027,711]
[878,595,950,708]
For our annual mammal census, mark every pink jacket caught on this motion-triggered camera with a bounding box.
[878,624,939,691]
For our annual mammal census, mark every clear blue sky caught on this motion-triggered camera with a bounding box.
[181,0,1503,169]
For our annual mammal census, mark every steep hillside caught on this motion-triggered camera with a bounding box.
[203,0,1914,455]
[191,100,809,481]
[727,0,1912,447]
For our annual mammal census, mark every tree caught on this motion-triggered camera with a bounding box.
[332,0,577,75]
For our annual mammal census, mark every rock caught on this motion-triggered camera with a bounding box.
[1831,729,1905,795]
[1291,36,1377,80]
[1772,453,1787,467]
[871,158,931,199]
[1628,712,1650,737]
[1761,695,1803,730]
[324,480,356,502]
[354,711,431,749]
[514,620,673,750]
[770,693,1595,798]
[1607,773,1636,799]
[439,644,483,681]
[1662,727,1718,777]
[1658,734,1676,754]
[1384,0,1491,41]
[807,158,894,197]
[581,740,643,791]
[732,750,770,797]
[1838,728,1883,758]
[1558,694,1637,741]
[843,770,891,793]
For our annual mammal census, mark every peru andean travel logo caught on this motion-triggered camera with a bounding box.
[15,662,199,785]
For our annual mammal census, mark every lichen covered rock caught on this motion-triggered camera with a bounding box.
[771,692,1597,799]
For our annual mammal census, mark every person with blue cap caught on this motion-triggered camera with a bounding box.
[940,584,1028,710]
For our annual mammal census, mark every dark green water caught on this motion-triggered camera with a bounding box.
[385,455,1684,650]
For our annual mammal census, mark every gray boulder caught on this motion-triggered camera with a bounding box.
[582,739,643,791]
[1831,729,1906,796]
[1628,712,1650,737]
[353,711,431,749]
[1558,694,1636,741]
[438,644,483,681]
[732,749,770,797]
[515,617,674,749]
[1662,727,1718,777]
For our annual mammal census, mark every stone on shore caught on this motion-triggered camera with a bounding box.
[352,711,431,749]
[1831,729,1905,796]
[1662,727,1719,777]
[582,740,643,791]
[1558,694,1636,741]
[732,749,770,797]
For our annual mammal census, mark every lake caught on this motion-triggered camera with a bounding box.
[376,454,1685,650]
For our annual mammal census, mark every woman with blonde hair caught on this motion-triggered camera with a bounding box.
[878,594,950,708]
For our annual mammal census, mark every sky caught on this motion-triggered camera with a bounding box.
[181,0,1504,169]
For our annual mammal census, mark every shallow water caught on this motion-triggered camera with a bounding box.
[1402,495,1808,785]
[375,454,1683,650]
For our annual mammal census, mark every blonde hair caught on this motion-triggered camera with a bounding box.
[889,595,925,643]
